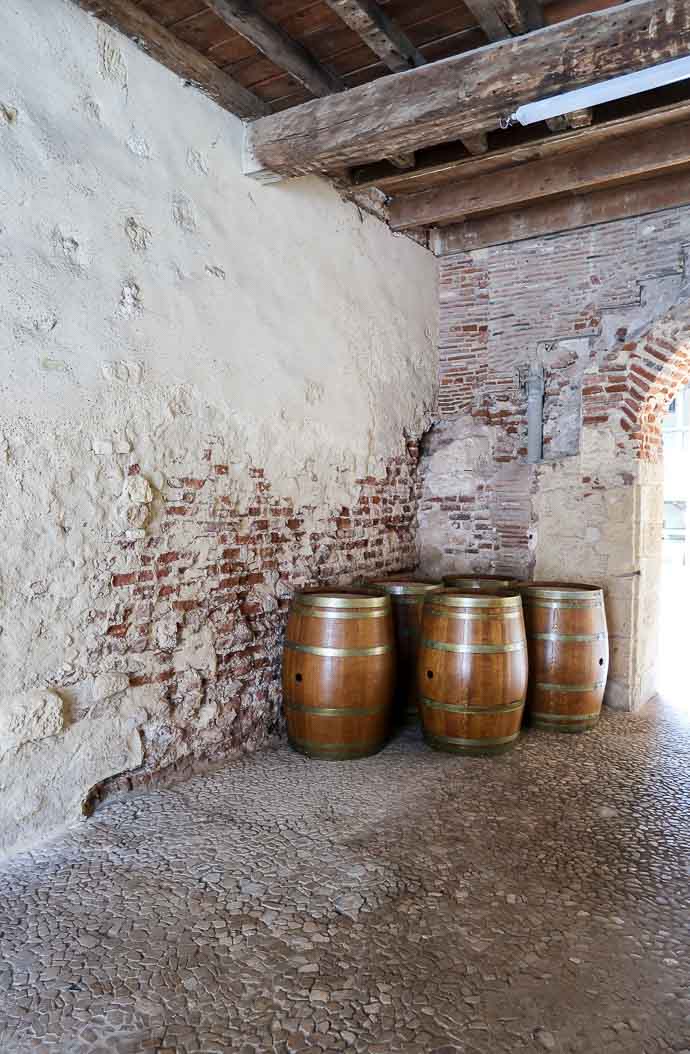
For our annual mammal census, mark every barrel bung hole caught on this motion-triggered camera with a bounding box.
[426,669,434,680]
[295,673,303,683]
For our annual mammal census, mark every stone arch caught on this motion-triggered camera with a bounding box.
[605,297,690,711]
[618,298,690,460]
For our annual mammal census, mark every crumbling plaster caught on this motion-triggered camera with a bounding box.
[0,0,438,856]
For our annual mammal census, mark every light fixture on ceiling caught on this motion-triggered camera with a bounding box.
[502,54,690,128]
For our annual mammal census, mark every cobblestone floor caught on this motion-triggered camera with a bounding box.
[1,698,688,1054]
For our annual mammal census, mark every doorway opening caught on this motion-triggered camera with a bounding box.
[659,383,690,711]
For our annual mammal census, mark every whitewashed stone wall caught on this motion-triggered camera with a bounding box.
[0,0,438,856]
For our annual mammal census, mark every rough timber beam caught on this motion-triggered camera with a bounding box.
[244,0,690,178]
[389,119,690,230]
[350,95,690,195]
[464,0,511,40]
[464,0,543,41]
[323,0,425,72]
[432,170,690,254]
[74,0,268,118]
[201,0,342,97]
[325,2,482,160]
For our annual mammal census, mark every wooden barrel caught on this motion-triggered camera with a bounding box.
[368,578,440,724]
[417,590,528,755]
[520,582,609,733]
[282,589,395,759]
[443,573,516,591]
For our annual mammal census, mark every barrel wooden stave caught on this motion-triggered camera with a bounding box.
[520,583,609,732]
[367,578,440,725]
[282,591,395,759]
[418,592,528,755]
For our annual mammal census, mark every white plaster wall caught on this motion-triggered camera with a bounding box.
[0,0,437,856]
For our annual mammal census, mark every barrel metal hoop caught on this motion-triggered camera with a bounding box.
[430,594,522,609]
[293,605,387,620]
[425,731,520,748]
[522,586,603,601]
[535,680,606,693]
[530,631,607,643]
[426,607,522,621]
[369,582,440,596]
[421,638,526,654]
[285,702,387,718]
[525,598,602,609]
[296,593,389,609]
[289,736,383,754]
[285,641,392,658]
[419,696,525,715]
[531,710,600,722]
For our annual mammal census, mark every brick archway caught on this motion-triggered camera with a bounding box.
[618,299,690,460]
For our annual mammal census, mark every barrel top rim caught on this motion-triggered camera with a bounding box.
[295,589,390,609]
[427,590,522,608]
[368,579,441,595]
[443,573,516,583]
[522,581,604,599]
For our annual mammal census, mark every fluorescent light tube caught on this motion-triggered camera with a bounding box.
[506,55,690,127]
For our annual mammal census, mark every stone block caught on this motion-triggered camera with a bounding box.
[0,690,64,754]
[0,718,142,858]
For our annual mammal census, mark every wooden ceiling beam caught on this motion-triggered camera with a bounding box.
[350,94,690,196]
[389,118,690,230]
[244,0,690,177]
[201,0,342,97]
[463,0,544,42]
[432,170,690,254]
[462,0,511,41]
[74,0,269,118]
[498,0,544,34]
[322,0,425,72]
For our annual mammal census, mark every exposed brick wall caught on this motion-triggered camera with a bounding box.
[93,442,422,794]
[423,206,690,579]
[420,204,690,711]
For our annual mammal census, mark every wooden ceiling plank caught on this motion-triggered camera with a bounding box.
[244,0,690,177]
[432,169,690,253]
[200,0,342,95]
[322,0,425,72]
[73,0,269,117]
[389,118,690,229]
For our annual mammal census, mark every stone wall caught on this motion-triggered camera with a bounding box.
[0,0,438,856]
[420,206,690,712]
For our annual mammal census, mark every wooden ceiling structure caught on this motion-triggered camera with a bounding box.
[75,0,690,252]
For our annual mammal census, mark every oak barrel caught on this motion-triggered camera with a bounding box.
[417,590,528,755]
[520,582,609,732]
[443,573,516,591]
[282,589,395,759]
[368,578,440,724]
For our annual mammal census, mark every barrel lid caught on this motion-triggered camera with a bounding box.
[296,588,390,609]
[521,581,603,601]
[429,589,522,608]
[368,578,441,596]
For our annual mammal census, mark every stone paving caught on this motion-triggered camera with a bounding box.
[1,698,688,1054]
